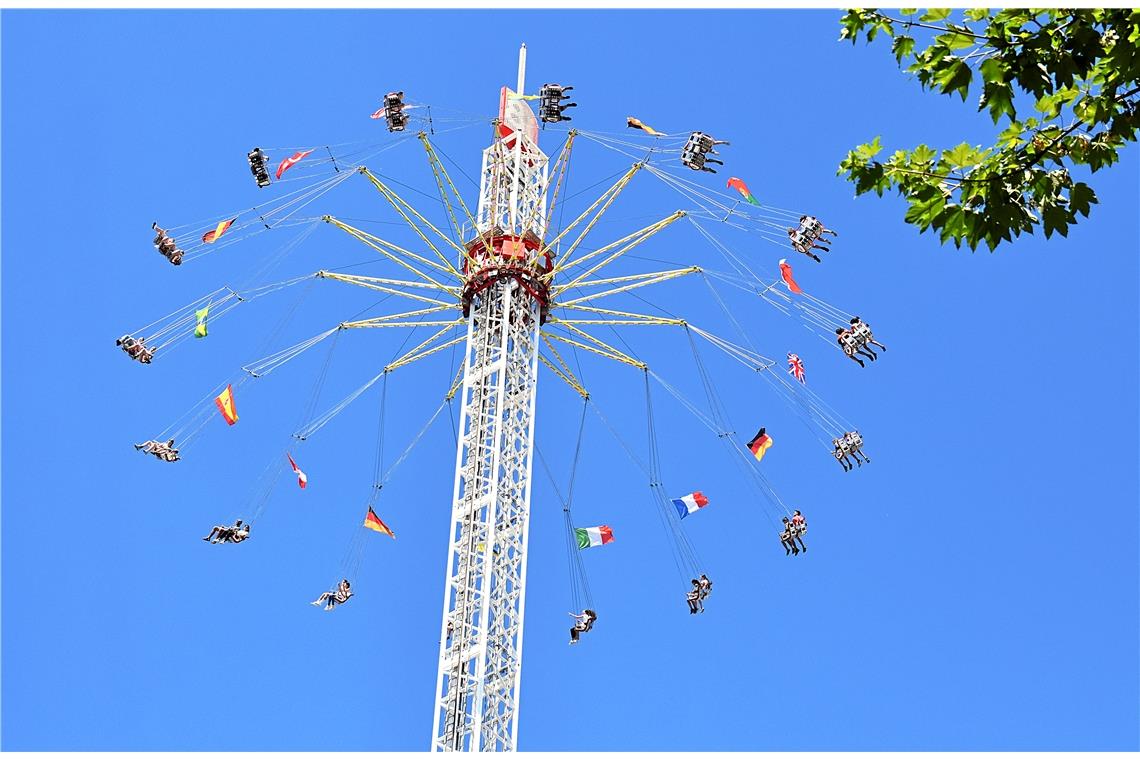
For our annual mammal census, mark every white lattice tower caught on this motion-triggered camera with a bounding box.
[432,44,551,752]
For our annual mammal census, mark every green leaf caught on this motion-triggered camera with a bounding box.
[943,142,981,168]
[900,8,918,16]
[911,144,938,165]
[891,34,916,63]
[939,30,976,50]
[979,57,1006,84]
[1042,205,1069,238]
[921,8,952,22]
[963,8,989,22]
[904,186,948,231]
[935,59,974,100]
[980,81,1016,124]
[1069,182,1098,217]
[855,135,884,160]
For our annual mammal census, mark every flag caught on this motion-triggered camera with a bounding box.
[202,217,236,244]
[364,506,395,538]
[747,427,773,462]
[214,384,238,425]
[276,149,314,180]
[672,491,710,520]
[575,525,614,549]
[726,177,761,206]
[779,259,803,294]
[787,353,805,383]
[194,305,209,338]
[287,453,308,489]
[370,106,386,119]
[626,116,666,137]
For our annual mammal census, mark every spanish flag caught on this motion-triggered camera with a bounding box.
[202,217,237,244]
[214,384,238,425]
[747,427,773,462]
[626,116,666,137]
[364,506,395,538]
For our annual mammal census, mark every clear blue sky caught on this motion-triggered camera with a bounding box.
[3,9,1137,752]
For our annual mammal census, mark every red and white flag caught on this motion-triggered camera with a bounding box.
[287,452,308,489]
[787,353,806,383]
[779,258,803,294]
[370,107,386,119]
[276,149,314,180]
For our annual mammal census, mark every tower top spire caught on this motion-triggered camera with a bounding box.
[517,43,527,95]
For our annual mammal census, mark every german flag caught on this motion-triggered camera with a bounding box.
[214,384,238,425]
[747,427,773,462]
[202,217,237,244]
[364,506,395,538]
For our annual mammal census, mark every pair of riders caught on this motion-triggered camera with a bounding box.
[383,91,409,132]
[312,579,353,611]
[151,222,184,266]
[833,431,869,471]
[135,438,179,462]
[117,335,155,364]
[203,519,250,544]
[780,510,807,555]
[836,316,886,367]
[787,215,837,262]
[685,573,713,614]
[681,131,729,173]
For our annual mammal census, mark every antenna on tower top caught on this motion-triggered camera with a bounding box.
[517,43,527,95]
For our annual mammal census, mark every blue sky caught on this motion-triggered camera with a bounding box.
[3,9,1138,752]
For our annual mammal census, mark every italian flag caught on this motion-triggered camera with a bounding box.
[575,525,614,550]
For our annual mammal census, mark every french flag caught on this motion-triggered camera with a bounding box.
[673,491,709,520]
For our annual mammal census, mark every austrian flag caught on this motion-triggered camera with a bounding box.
[575,525,614,550]
[672,491,710,520]
[287,453,308,489]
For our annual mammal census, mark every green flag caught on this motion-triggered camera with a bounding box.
[194,305,209,338]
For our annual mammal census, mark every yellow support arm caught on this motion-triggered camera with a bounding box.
[384,322,466,372]
[321,272,457,306]
[543,325,647,370]
[533,130,577,240]
[531,163,642,269]
[553,266,701,304]
[324,218,456,290]
[554,211,686,291]
[539,353,590,400]
[359,168,467,275]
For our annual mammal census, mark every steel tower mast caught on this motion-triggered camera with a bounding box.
[431,43,551,752]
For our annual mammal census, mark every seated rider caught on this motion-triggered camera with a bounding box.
[833,437,854,472]
[780,517,801,555]
[791,509,806,535]
[789,512,807,553]
[697,574,713,600]
[568,608,597,644]
[800,215,838,240]
[686,579,704,613]
[312,579,353,610]
[117,335,145,359]
[844,431,870,466]
[850,316,886,353]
